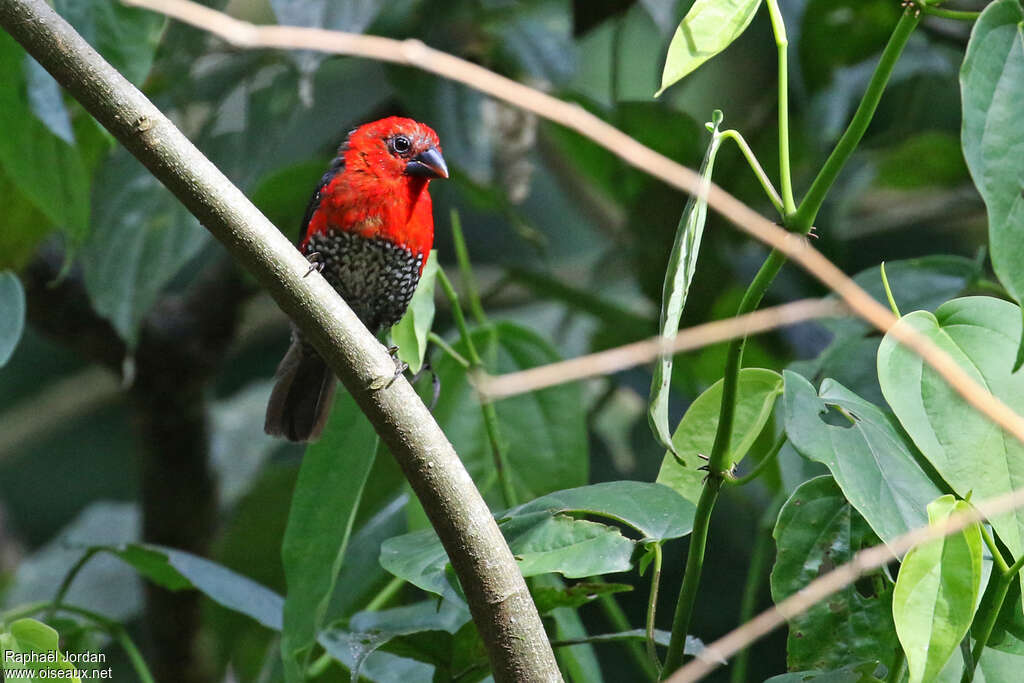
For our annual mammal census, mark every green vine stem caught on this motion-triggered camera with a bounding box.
[727,431,787,487]
[719,129,785,216]
[437,267,517,507]
[645,542,665,674]
[662,10,922,674]
[451,210,488,327]
[47,547,100,621]
[980,524,1010,574]
[0,601,50,625]
[923,6,980,21]
[886,648,906,683]
[662,250,786,676]
[731,495,784,683]
[792,10,921,232]
[765,0,796,215]
[591,576,659,681]
[963,551,1024,682]
[307,575,409,677]
[880,262,901,317]
[428,331,471,368]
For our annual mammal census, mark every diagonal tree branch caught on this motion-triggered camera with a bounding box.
[0,1,561,681]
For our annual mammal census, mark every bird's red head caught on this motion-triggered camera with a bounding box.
[343,116,448,185]
[306,117,447,261]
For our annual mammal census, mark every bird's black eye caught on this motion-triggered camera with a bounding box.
[391,135,412,155]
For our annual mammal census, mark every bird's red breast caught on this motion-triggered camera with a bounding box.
[301,117,447,274]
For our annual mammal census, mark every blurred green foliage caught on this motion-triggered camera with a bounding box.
[0,0,1012,681]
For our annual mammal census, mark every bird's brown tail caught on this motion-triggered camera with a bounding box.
[264,338,337,442]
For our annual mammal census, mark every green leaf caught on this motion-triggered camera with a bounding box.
[0,33,90,246]
[96,541,457,679]
[380,511,636,599]
[535,573,604,683]
[319,600,468,682]
[986,574,1024,654]
[874,132,969,190]
[764,660,883,683]
[771,476,899,670]
[391,251,439,374]
[541,99,703,208]
[0,619,81,682]
[111,544,194,591]
[81,149,209,347]
[657,0,764,96]
[24,57,73,144]
[249,160,328,242]
[380,481,684,600]
[104,543,284,631]
[0,271,26,367]
[797,0,902,93]
[878,298,1024,568]
[649,112,724,454]
[281,393,379,682]
[531,581,633,614]
[378,527,460,601]
[491,1,576,85]
[960,0,1024,364]
[977,648,1024,681]
[53,0,165,85]
[0,166,53,269]
[656,368,783,506]
[782,371,944,547]
[893,496,983,683]
[792,256,980,404]
[433,322,588,502]
[504,513,635,578]
[821,256,982,342]
[505,480,696,541]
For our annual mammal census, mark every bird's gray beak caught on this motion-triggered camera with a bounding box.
[405,147,449,179]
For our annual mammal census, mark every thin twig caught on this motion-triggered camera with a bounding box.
[478,299,842,400]
[122,0,1024,462]
[666,484,1024,682]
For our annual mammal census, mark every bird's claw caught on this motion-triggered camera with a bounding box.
[385,345,408,388]
[304,251,325,277]
[807,226,819,240]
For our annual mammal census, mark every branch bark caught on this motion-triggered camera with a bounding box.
[0,1,561,681]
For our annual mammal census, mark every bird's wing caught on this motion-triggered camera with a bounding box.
[298,153,345,247]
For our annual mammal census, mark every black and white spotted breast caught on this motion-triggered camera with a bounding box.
[305,230,423,333]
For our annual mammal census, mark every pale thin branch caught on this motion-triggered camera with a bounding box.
[478,298,843,400]
[0,367,120,460]
[666,483,1024,682]
[125,0,1024,461]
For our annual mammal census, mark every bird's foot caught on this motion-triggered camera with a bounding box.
[304,251,325,277]
[807,226,819,240]
[385,345,408,388]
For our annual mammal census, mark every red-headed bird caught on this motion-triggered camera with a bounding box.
[265,117,448,442]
